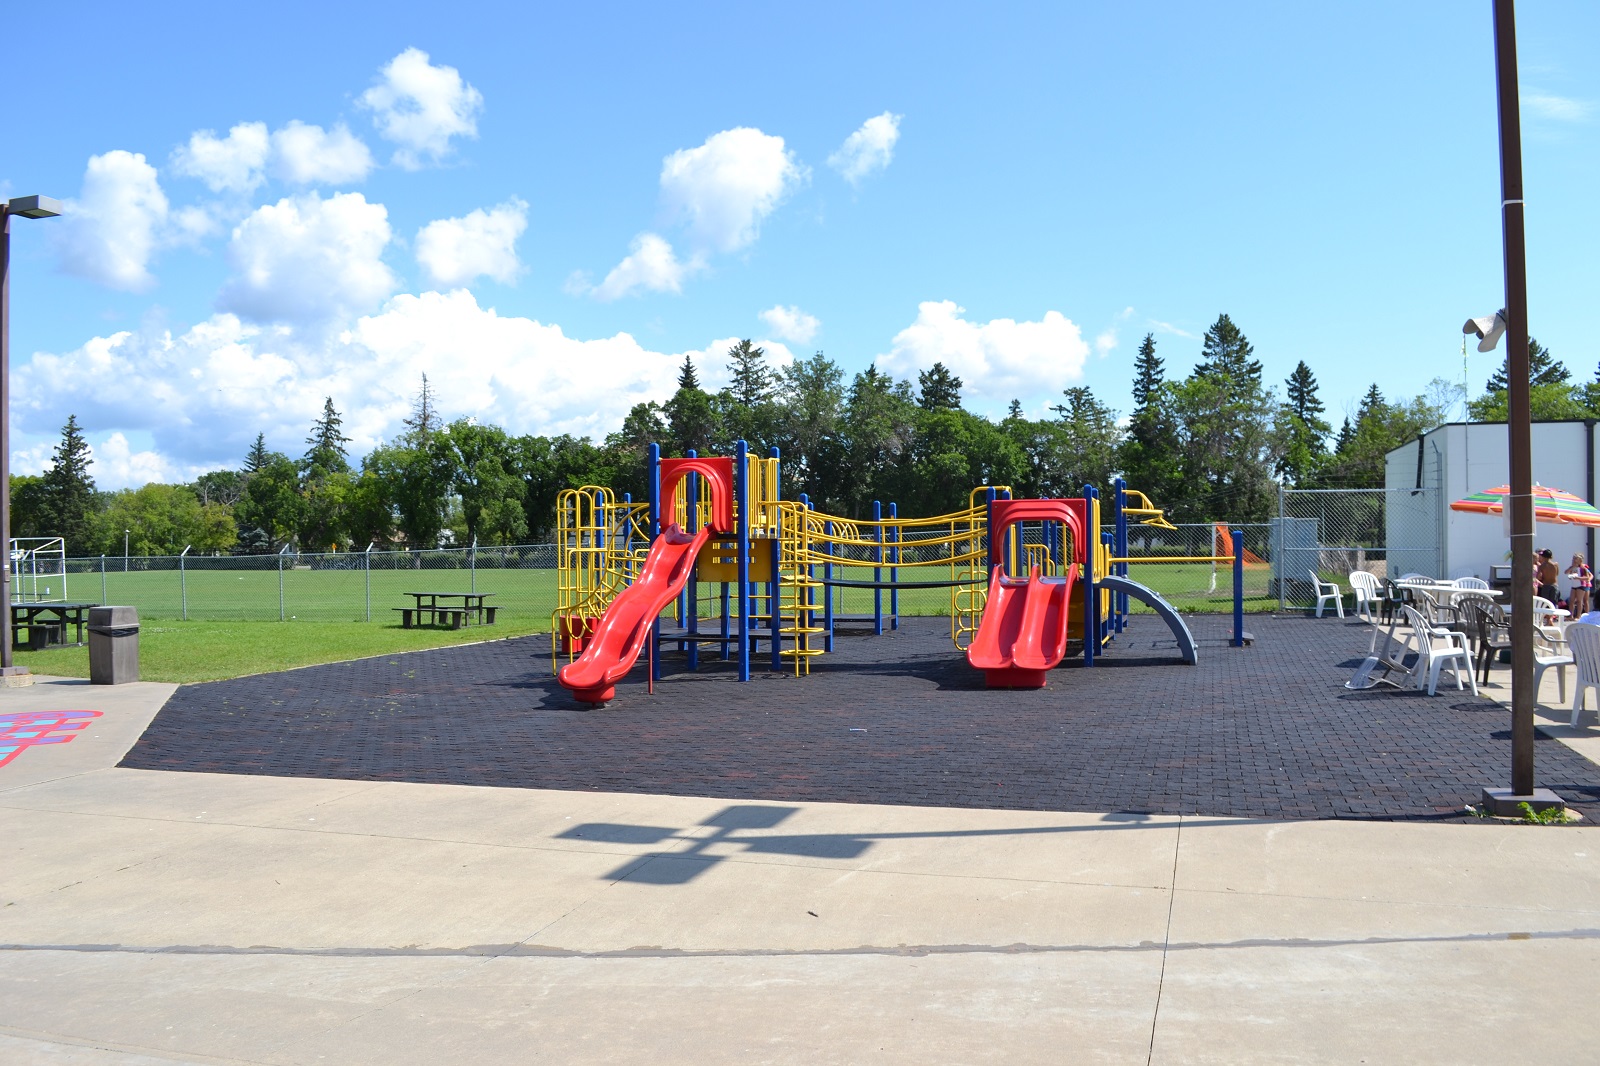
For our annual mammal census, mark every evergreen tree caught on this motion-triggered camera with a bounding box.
[1005,399,1024,421]
[401,373,442,444]
[1484,337,1566,391]
[244,433,270,473]
[1130,333,1164,410]
[303,397,352,475]
[725,340,773,407]
[1194,314,1262,386]
[1278,360,1331,484]
[1051,387,1124,492]
[916,362,963,411]
[676,353,700,391]
[39,415,98,554]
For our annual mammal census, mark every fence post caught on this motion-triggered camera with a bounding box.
[470,536,477,595]
[1277,482,1287,610]
[180,545,191,621]
[1232,530,1245,647]
[365,541,375,622]
[278,544,288,622]
[100,555,106,603]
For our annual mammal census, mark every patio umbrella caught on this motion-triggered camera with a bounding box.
[1449,484,1600,527]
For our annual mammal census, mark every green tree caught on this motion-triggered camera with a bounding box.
[1278,360,1331,485]
[367,440,452,550]
[676,353,700,391]
[725,339,773,407]
[1323,380,1456,487]
[190,469,247,507]
[1194,314,1262,387]
[1119,333,1183,508]
[233,452,302,551]
[664,382,720,457]
[402,373,443,443]
[243,433,271,473]
[1168,363,1281,522]
[1050,386,1124,493]
[444,419,527,545]
[297,398,353,549]
[774,352,846,506]
[836,367,917,517]
[37,415,98,554]
[916,362,963,412]
[303,397,352,476]
[8,475,49,540]
[1484,336,1566,391]
[343,468,395,548]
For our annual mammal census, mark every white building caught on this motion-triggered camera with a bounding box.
[1383,419,1599,595]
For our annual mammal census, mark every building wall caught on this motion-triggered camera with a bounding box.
[1384,420,1598,594]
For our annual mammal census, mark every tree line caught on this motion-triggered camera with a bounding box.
[12,315,1592,557]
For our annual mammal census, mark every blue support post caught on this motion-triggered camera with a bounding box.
[736,440,751,681]
[985,486,998,572]
[872,500,884,635]
[824,518,836,651]
[648,445,662,683]
[769,446,781,671]
[1232,529,1245,647]
[684,449,698,668]
[889,501,899,630]
[1113,476,1129,633]
[1082,483,1096,667]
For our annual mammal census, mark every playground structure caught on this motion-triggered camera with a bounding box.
[553,442,1246,703]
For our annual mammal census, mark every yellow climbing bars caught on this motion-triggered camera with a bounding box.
[776,502,826,675]
[1122,488,1177,531]
[551,486,646,673]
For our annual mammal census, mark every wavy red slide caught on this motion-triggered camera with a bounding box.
[558,524,711,704]
[966,564,1078,688]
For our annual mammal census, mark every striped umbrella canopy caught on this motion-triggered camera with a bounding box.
[1449,484,1600,527]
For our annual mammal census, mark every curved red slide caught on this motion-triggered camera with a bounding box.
[966,564,1079,688]
[558,524,711,704]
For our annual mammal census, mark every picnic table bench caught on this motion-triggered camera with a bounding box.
[394,592,497,630]
[10,602,98,650]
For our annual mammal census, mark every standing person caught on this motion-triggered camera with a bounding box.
[1568,553,1593,617]
[1536,549,1561,604]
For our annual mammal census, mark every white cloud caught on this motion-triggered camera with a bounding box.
[55,151,170,292]
[1095,306,1134,358]
[1149,319,1194,339]
[591,233,698,301]
[1525,93,1591,122]
[660,127,805,253]
[828,112,902,184]
[171,122,271,193]
[12,293,799,478]
[218,192,397,326]
[360,47,483,168]
[415,198,527,287]
[875,300,1090,411]
[759,305,820,345]
[90,432,186,488]
[271,121,375,185]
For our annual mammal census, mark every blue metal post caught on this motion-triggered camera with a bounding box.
[736,440,750,681]
[685,450,698,668]
[769,446,781,671]
[824,518,836,651]
[1232,529,1245,647]
[889,501,899,630]
[1082,483,1096,667]
[986,486,998,571]
[872,500,883,636]
[648,444,662,683]
[1113,476,1129,633]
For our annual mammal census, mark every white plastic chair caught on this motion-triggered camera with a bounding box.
[1311,570,1345,619]
[1401,606,1477,696]
[1565,622,1600,727]
[1454,576,1490,590]
[1348,571,1382,623]
[1529,596,1569,647]
[1532,628,1573,705]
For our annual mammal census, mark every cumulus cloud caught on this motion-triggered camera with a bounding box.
[271,121,375,184]
[415,198,527,287]
[660,127,805,253]
[759,305,820,345]
[828,112,902,184]
[90,432,186,488]
[217,192,397,326]
[54,151,170,292]
[360,47,483,168]
[1525,93,1591,122]
[591,233,698,301]
[875,300,1090,411]
[13,292,799,478]
[171,122,271,194]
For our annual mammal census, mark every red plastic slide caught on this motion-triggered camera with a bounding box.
[966,564,1079,688]
[558,524,711,704]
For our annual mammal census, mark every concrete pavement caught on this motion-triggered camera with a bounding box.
[2,675,1597,1064]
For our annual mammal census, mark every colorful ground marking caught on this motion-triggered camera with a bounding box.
[0,710,103,770]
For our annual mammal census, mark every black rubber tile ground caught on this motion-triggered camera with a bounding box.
[120,614,1600,822]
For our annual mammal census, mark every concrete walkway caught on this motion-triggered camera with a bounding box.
[2,676,1597,1064]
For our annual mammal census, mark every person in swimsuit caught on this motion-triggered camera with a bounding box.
[1568,553,1593,617]
[1536,549,1561,604]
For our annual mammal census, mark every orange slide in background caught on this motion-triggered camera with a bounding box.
[558,524,710,704]
[966,563,1079,688]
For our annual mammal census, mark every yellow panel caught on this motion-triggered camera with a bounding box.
[696,538,774,583]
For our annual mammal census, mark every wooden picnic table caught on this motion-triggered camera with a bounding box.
[395,592,498,630]
[10,602,98,650]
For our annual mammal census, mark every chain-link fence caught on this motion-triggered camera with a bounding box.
[58,545,559,624]
[1277,487,1442,609]
[1122,522,1274,611]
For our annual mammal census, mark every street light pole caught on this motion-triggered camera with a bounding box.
[124,529,130,573]
[1,196,63,681]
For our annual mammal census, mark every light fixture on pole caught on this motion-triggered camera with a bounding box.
[1,195,63,684]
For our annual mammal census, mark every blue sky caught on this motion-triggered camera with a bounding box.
[3,1,1596,489]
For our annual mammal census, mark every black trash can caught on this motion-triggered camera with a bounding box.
[88,606,140,685]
